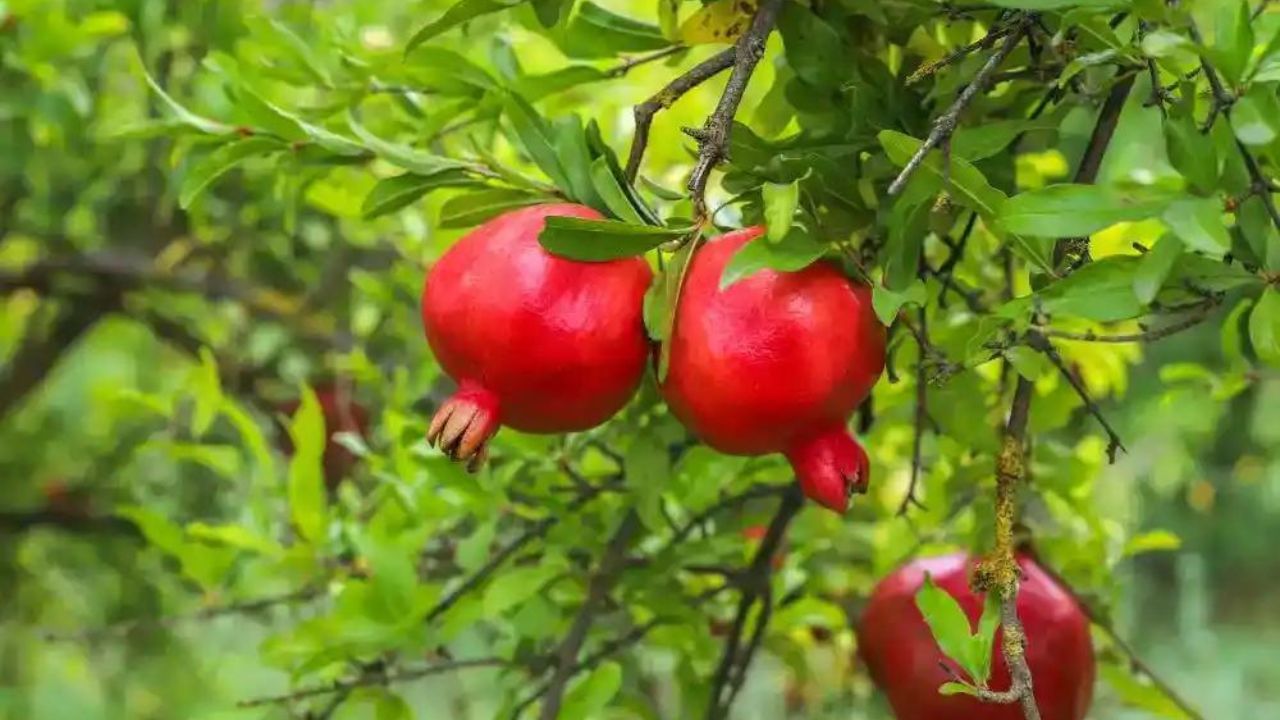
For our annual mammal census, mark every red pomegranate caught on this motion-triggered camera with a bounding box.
[421,203,653,469]
[279,383,369,489]
[858,553,1095,720]
[660,227,884,512]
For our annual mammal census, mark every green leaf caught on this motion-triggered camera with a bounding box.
[233,88,306,141]
[1001,184,1178,237]
[186,522,284,556]
[287,386,329,545]
[1025,256,1144,322]
[1102,663,1195,719]
[503,93,573,193]
[531,0,569,27]
[405,0,524,53]
[117,505,187,557]
[140,62,233,135]
[878,130,1054,273]
[591,158,644,224]
[939,681,979,697]
[1249,290,1280,366]
[1233,90,1280,146]
[778,4,844,90]
[871,281,927,326]
[347,113,468,176]
[189,347,223,436]
[762,180,800,243]
[719,229,827,290]
[952,118,1060,162]
[625,431,670,533]
[440,189,543,228]
[1204,0,1253,86]
[656,234,703,381]
[259,19,333,87]
[1161,197,1230,258]
[559,662,623,720]
[361,171,477,220]
[970,591,1001,685]
[915,574,981,682]
[483,565,560,616]
[538,217,687,261]
[1164,112,1219,195]
[1006,345,1052,381]
[551,115,601,209]
[552,2,669,59]
[1133,235,1184,304]
[180,136,282,209]
[1124,529,1183,557]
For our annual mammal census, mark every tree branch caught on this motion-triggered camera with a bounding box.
[899,306,930,515]
[237,658,507,708]
[705,485,803,720]
[888,18,1030,196]
[0,302,107,426]
[685,0,785,217]
[0,510,138,538]
[536,511,640,720]
[625,48,736,182]
[1025,332,1126,462]
[1037,298,1218,343]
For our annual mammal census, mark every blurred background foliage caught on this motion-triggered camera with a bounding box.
[1,0,1279,718]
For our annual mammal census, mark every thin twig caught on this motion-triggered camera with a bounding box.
[900,306,929,515]
[423,489,604,626]
[537,512,640,720]
[685,0,785,217]
[907,24,1018,84]
[237,658,507,708]
[1025,332,1126,463]
[888,19,1030,196]
[625,48,736,182]
[1038,299,1219,343]
[705,485,803,720]
[606,45,688,78]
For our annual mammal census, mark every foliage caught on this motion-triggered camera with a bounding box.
[2,0,1280,718]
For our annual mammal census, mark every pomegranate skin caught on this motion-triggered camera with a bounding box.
[660,226,884,512]
[422,203,653,467]
[858,553,1095,720]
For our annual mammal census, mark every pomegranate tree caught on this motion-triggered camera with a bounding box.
[858,552,1095,720]
[421,203,653,469]
[660,227,885,512]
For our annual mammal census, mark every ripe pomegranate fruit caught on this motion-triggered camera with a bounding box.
[661,227,884,512]
[421,203,653,469]
[279,383,370,489]
[858,552,1095,720]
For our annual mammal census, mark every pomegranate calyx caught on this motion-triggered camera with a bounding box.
[785,426,870,514]
[427,383,501,472]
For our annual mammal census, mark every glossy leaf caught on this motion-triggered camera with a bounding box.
[719,229,827,290]
[539,217,687,261]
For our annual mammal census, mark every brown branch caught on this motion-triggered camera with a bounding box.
[1037,299,1218,343]
[907,24,1018,84]
[705,485,803,720]
[1024,332,1126,462]
[888,18,1030,196]
[536,511,640,720]
[1189,24,1280,236]
[0,510,139,538]
[42,587,321,642]
[606,45,688,79]
[899,306,929,515]
[684,0,785,216]
[625,48,736,183]
[423,486,604,626]
[237,658,507,708]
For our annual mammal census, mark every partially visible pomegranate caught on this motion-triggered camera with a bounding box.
[279,383,369,489]
[661,227,884,512]
[421,204,653,469]
[858,552,1095,720]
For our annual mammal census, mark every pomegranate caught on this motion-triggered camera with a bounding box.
[858,552,1095,720]
[421,203,653,469]
[660,227,884,512]
[279,383,370,489]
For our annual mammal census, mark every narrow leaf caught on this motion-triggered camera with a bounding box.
[504,93,573,193]
[1001,184,1179,237]
[362,171,477,220]
[762,180,800,243]
[287,386,329,545]
[180,137,283,209]
[1249,290,1280,366]
[1133,235,1184,304]
[539,217,687,261]
[406,0,524,53]
[915,575,982,682]
[720,229,827,290]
